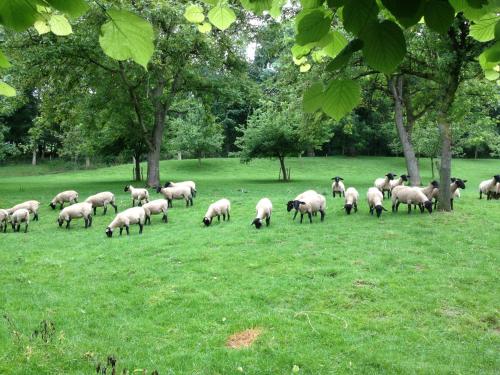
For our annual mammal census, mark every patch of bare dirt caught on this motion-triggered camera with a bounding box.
[226,328,262,349]
[353,280,376,288]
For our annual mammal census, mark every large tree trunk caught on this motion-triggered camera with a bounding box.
[278,155,288,181]
[31,147,37,166]
[438,117,452,211]
[146,148,161,187]
[85,156,91,168]
[134,153,141,181]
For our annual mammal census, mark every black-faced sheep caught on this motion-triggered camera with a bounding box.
[331,177,345,198]
[49,190,79,210]
[203,199,230,226]
[251,198,272,229]
[105,207,146,237]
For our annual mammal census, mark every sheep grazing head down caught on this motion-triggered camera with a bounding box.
[57,217,64,227]
[124,185,130,192]
[105,227,113,237]
[386,173,397,180]
[332,176,344,183]
[344,203,353,215]
[202,217,211,227]
[251,218,263,229]
[286,201,294,212]
[423,200,433,214]
[400,174,410,182]
[454,178,467,189]
[49,202,57,210]
[155,186,162,193]
[431,180,439,188]
[375,204,387,217]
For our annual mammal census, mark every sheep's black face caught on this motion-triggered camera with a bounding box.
[455,179,467,189]
[375,205,383,217]
[203,217,211,226]
[155,186,162,193]
[293,200,305,210]
[124,185,130,192]
[252,218,262,229]
[401,174,409,182]
[164,182,173,187]
[105,227,113,237]
[49,203,56,210]
[450,177,457,182]
[431,180,439,188]
[494,175,500,183]
[286,201,294,212]
[386,173,396,180]
[424,201,433,214]
[344,204,353,214]
[57,218,64,227]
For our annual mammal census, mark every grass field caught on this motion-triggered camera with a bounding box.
[0,156,499,374]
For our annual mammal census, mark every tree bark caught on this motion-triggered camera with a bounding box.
[85,156,91,168]
[438,116,452,211]
[31,147,37,166]
[134,153,141,181]
[278,155,288,181]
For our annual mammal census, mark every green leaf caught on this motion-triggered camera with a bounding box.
[184,4,205,24]
[296,9,332,45]
[343,0,378,36]
[208,4,236,31]
[482,42,500,63]
[292,44,312,58]
[240,0,273,14]
[326,39,363,71]
[45,0,88,18]
[34,20,51,35]
[322,79,361,120]
[99,8,155,69]
[270,0,286,18]
[0,0,39,31]
[466,0,488,8]
[327,0,345,8]
[303,82,325,113]
[0,50,11,69]
[361,20,406,74]
[322,31,348,58]
[470,14,498,42]
[201,0,218,5]
[300,63,312,72]
[198,22,212,33]
[293,56,308,65]
[424,0,455,34]
[495,20,500,40]
[484,69,499,80]
[48,14,72,36]
[381,0,425,28]
[0,81,16,97]
[301,0,322,9]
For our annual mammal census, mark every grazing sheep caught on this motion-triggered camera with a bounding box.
[10,208,30,233]
[124,185,149,207]
[105,207,146,237]
[251,198,272,229]
[432,178,467,210]
[7,200,40,221]
[367,187,387,218]
[479,175,500,200]
[287,190,318,220]
[0,208,9,233]
[374,173,397,198]
[49,190,79,210]
[157,185,193,208]
[57,202,93,229]
[289,191,326,224]
[142,199,169,225]
[164,180,197,197]
[343,187,359,214]
[391,186,433,214]
[389,174,410,193]
[203,198,230,226]
[85,192,117,215]
[331,176,345,198]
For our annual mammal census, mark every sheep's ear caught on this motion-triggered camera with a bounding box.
[299,201,306,205]
[463,180,467,183]
[339,177,344,180]
[382,207,388,211]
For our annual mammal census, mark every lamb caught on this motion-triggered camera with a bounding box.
[367,187,387,218]
[49,190,79,210]
[142,199,169,225]
[391,186,433,214]
[164,180,197,197]
[251,198,272,229]
[288,191,326,223]
[10,208,30,233]
[479,175,500,200]
[331,176,345,198]
[156,185,193,208]
[0,208,9,233]
[105,207,146,237]
[389,174,410,193]
[374,173,397,198]
[287,190,318,220]
[203,198,230,226]
[7,200,40,221]
[343,187,359,214]
[57,202,93,229]
[124,185,149,206]
[431,178,467,210]
[85,192,117,215]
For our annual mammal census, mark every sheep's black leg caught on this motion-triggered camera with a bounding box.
[168,200,172,208]
[320,210,325,222]
[370,207,374,215]
[66,218,71,229]
[222,214,226,221]
[74,198,78,203]
[479,191,482,199]
[103,206,108,215]
[93,207,97,215]
[60,203,64,210]
[396,202,401,212]
[125,225,130,235]
[139,223,143,234]
[354,203,358,213]
[293,210,298,220]
[332,191,335,198]
[3,224,6,233]
[186,199,189,207]
[266,217,270,226]
[163,214,168,223]
[308,212,313,223]
[407,204,411,214]
[486,192,491,200]
[112,203,118,213]
[138,201,142,207]
[132,199,135,207]
[34,212,39,221]
[392,203,396,212]
[450,199,454,210]
[119,227,123,235]
[88,215,92,227]
[217,215,220,222]
[190,197,193,206]
[419,204,424,213]
[24,223,28,233]
[227,212,230,221]
[300,213,304,223]
[84,218,88,228]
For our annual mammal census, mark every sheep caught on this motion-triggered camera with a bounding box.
[164,180,197,197]
[142,199,169,225]
[450,178,461,199]
[374,173,397,198]
[419,180,439,200]
[124,185,149,207]
[391,186,433,214]
[367,187,387,218]
[431,178,467,210]
[251,198,272,229]
[203,198,230,226]
[10,208,30,233]
[105,207,146,237]
[287,190,318,220]
[331,176,345,198]
[49,190,79,210]
[479,175,500,200]
[57,202,93,229]
[85,192,117,215]
[156,185,193,208]
[7,200,40,221]
[343,187,359,214]
[495,182,500,200]
[0,208,9,233]
[288,191,326,223]
[389,174,410,193]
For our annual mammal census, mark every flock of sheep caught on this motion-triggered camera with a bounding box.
[0,174,499,235]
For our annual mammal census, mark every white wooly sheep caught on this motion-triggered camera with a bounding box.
[57,202,93,229]
[479,175,500,200]
[142,199,169,225]
[367,187,387,218]
[156,185,193,208]
[343,187,359,215]
[10,208,30,233]
[0,208,9,233]
[389,174,410,192]
[85,192,117,215]
[8,200,40,221]
[105,207,146,237]
[287,190,318,219]
[331,176,345,198]
[251,198,272,229]
[203,198,231,226]
[289,191,326,224]
[419,180,439,200]
[49,190,79,210]
[374,173,397,198]
[391,186,433,214]
[431,178,467,210]
[124,185,149,207]
[164,180,197,197]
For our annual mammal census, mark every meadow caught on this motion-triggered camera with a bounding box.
[0,156,499,374]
